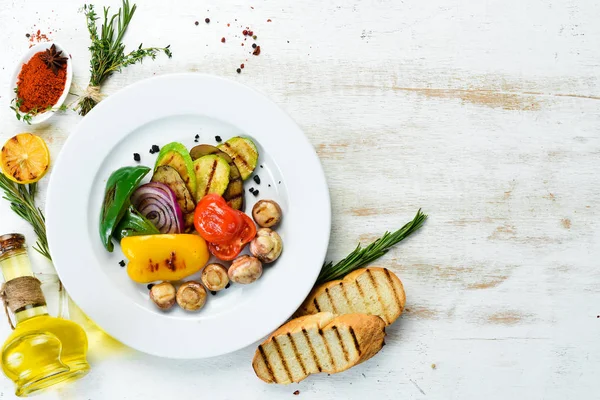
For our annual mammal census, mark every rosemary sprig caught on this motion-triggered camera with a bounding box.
[77,0,172,116]
[0,174,51,261]
[316,209,427,285]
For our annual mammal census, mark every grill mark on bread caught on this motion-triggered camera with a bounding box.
[339,282,351,311]
[288,333,307,376]
[332,326,348,362]
[355,277,371,315]
[383,268,402,311]
[258,345,275,382]
[302,328,322,372]
[272,336,292,383]
[320,328,337,369]
[365,268,387,323]
[349,327,361,356]
[313,298,321,312]
[325,288,338,313]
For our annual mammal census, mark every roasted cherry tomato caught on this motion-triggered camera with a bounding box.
[194,194,243,243]
[208,241,242,261]
[238,213,257,244]
[208,213,257,261]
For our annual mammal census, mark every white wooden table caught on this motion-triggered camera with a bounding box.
[1,0,599,398]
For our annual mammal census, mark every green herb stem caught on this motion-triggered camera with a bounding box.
[316,209,427,285]
[0,174,52,261]
[77,1,172,116]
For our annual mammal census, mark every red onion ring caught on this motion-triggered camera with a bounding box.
[131,182,183,234]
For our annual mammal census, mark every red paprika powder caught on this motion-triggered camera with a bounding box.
[17,52,66,113]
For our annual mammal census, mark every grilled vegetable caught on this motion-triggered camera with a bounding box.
[217,137,258,180]
[122,234,209,283]
[154,142,197,195]
[131,182,184,234]
[193,155,230,201]
[150,282,176,310]
[228,255,262,284]
[190,144,243,210]
[151,165,195,214]
[252,200,282,228]
[176,281,207,311]
[201,263,229,291]
[113,205,159,241]
[99,166,150,252]
[250,228,282,263]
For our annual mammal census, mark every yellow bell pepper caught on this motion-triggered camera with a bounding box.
[122,234,209,283]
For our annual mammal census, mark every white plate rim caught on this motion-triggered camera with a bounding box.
[46,73,331,359]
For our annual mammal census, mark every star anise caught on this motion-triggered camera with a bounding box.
[40,44,68,75]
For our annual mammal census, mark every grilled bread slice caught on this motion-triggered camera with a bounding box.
[294,267,406,326]
[253,312,386,384]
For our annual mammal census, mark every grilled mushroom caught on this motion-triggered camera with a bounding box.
[250,228,283,263]
[201,263,229,291]
[149,282,176,310]
[176,281,207,311]
[228,255,263,284]
[252,200,282,228]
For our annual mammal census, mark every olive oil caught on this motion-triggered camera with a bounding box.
[0,234,89,397]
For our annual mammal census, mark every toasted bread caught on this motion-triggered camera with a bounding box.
[253,312,386,384]
[294,267,406,325]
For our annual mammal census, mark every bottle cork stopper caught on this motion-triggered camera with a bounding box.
[0,233,26,258]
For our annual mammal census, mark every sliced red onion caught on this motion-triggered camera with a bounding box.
[131,182,183,234]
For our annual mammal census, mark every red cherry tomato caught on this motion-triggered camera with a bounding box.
[194,194,243,243]
[208,241,242,261]
[208,213,257,261]
[238,213,257,244]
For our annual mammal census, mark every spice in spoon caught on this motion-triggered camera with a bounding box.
[39,44,68,75]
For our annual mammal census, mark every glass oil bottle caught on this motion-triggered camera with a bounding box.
[0,233,89,397]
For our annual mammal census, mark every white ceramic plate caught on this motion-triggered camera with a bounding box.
[10,42,73,124]
[46,74,330,359]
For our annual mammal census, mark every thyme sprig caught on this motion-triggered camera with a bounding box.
[0,174,51,261]
[316,209,427,285]
[77,0,172,116]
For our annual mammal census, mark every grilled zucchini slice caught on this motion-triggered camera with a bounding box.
[193,155,230,201]
[217,137,258,181]
[151,165,196,214]
[154,142,197,195]
[190,144,244,210]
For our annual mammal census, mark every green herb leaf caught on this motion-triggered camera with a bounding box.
[316,209,427,285]
[0,175,52,261]
[77,0,172,116]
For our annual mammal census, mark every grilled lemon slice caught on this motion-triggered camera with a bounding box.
[0,133,50,184]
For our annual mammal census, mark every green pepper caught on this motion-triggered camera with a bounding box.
[112,206,159,241]
[99,166,150,252]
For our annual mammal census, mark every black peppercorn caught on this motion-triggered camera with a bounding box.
[195,134,200,139]
[151,144,160,152]
[252,43,257,49]
[225,282,231,289]
[237,68,241,73]
[195,21,199,26]
[205,18,210,23]
[215,135,222,142]
[147,283,155,290]
[211,291,217,295]
[119,260,125,267]
[253,175,261,184]
[133,153,141,162]
[252,190,259,196]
